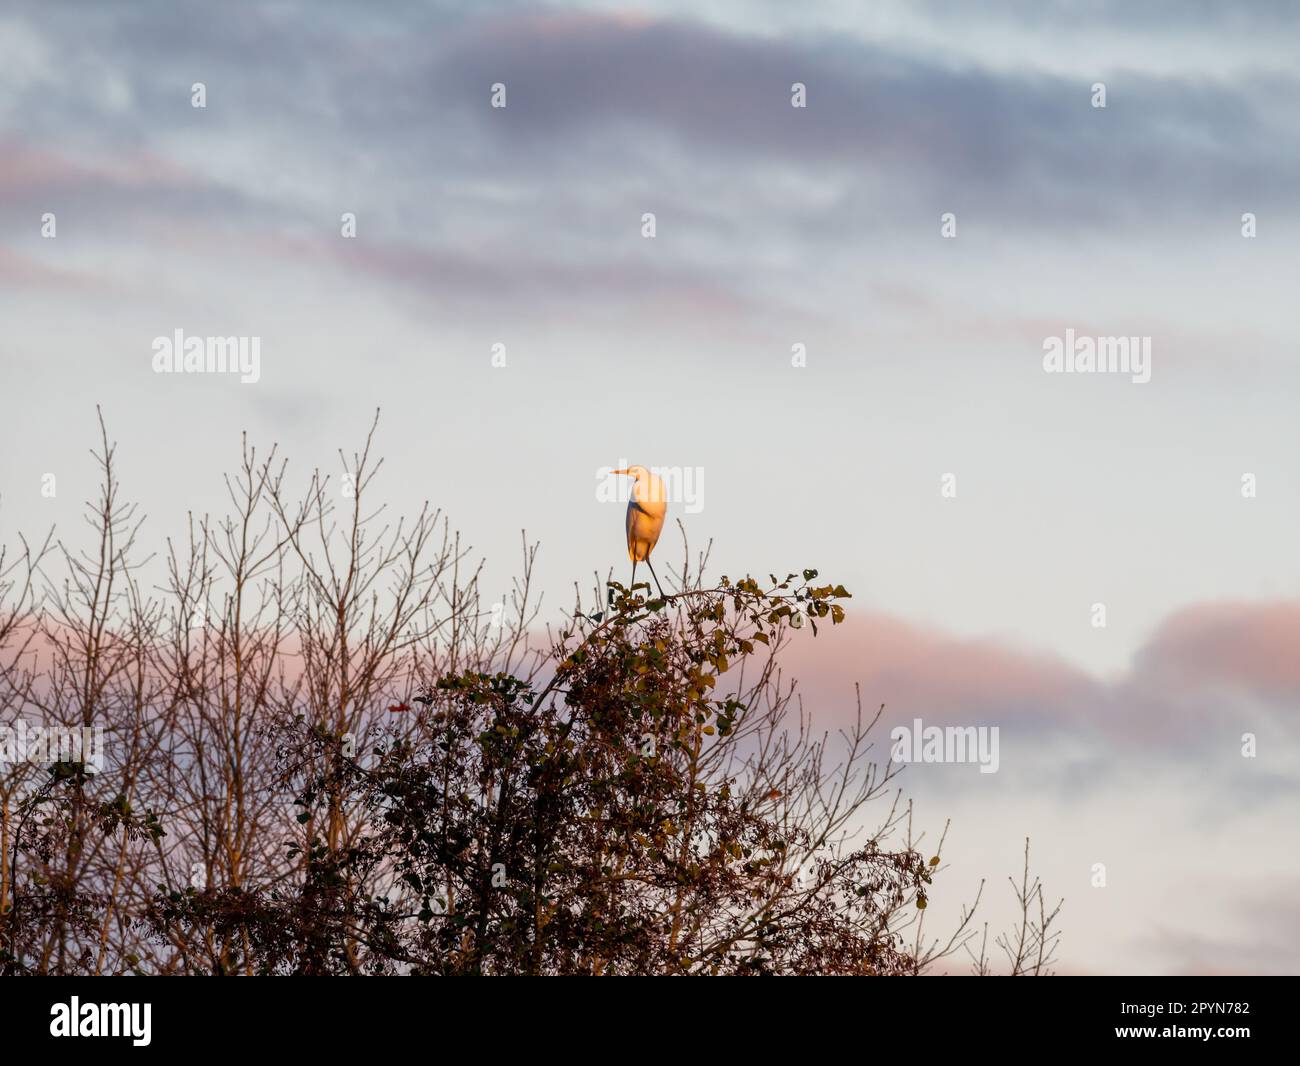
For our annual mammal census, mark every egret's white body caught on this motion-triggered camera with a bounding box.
[612,465,667,595]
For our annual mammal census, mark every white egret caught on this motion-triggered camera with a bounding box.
[611,465,667,598]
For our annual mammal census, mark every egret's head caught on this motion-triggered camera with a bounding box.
[611,465,667,506]
[610,465,649,482]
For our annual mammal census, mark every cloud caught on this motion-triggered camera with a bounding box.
[785,608,1099,725]
[7,4,1299,248]
[3,2,1296,345]
[1141,882,1300,976]
[0,245,100,290]
[783,599,1300,752]
[425,11,1300,225]
[1136,601,1300,698]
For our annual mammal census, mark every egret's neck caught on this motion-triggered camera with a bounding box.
[632,474,666,508]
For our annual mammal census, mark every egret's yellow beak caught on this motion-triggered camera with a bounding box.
[610,468,629,476]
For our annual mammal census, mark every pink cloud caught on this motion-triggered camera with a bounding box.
[0,141,198,198]
[784,609,1098,724]
[1135,601,1300,697]
[779,600,1300,742]
[243,229,762,319]
[0,245,98,290]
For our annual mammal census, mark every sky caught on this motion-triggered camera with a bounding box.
[1,0,1297,974]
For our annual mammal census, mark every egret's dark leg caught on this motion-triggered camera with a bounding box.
[646,558,666,599]
[630,560,638,594]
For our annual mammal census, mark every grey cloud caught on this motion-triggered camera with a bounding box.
[8,4,1300,240]
[1142,884,1300,975]
[425,12,1300,226]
